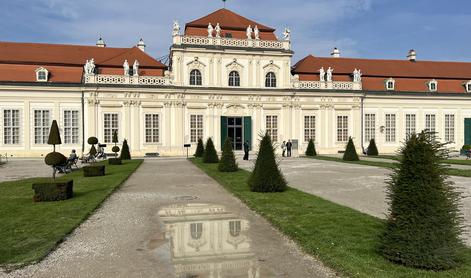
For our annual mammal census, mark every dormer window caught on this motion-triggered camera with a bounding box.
[385,78,395,91]
[35,67,48,82]
[427,79,438,92]
[465,81,471,93]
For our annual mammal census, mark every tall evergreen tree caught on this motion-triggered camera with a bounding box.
[218,137,238,172]
[366,138,379,156]
[44,120,66,179]
[343,137,359,161]
[203,137,219,163]
[248,133,287,192]
[305,139,317,156]
[194,138,205,157]
[120,139,131,160]
[379,132,464,270]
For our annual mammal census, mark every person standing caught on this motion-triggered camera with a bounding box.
[281,141,286,157]
[243,140,250,160]
[286,139,293,157]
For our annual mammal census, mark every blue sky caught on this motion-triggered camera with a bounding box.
[1,0,470,62]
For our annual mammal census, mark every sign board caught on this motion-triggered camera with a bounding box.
[292,139,298,150]
[184,144,191,148]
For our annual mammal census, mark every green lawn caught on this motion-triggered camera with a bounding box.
[190,158,471,278]
[372,155,471,166]
[0,160,142,268]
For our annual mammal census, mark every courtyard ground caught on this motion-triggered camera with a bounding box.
[0,159,51,183]
[1,158,334,278]
[238,156,471,246]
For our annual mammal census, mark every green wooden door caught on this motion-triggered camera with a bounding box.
[465,118,471,145]
[243,116,252,150]
[221,116,227,151]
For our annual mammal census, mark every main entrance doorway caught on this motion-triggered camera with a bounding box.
[220,116,252,151]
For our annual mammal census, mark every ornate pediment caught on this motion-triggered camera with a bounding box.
[262,60,280,73]
[187,57,206,71]
[225,59,244,71]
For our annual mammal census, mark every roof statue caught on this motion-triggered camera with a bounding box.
[84,59,90,74]
[207,23,214,38]
[283,28,291,41]
[254,25,260,40]
[215,23,221,38]
[84,58,96,75]
[172,21,180,37]
[353,68,362,82]
[326,67,334,82]
[319,67,325,82]
[133,60,139,76]
[123,59,129,76]
[246,25,253,39]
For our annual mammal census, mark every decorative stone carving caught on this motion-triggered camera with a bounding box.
[326,67,333,82]
[226,59,244,72]
[353,68,362,82]
[319,67,325,82]
[84,59,96,75]
[254,25,259,40]
[187,57,206,71]
[123,60,129,76]
[207,23,214,38]
[172,21,180,37]
[215,23,221,38]
[133,60,139,76]
[246,25,253,39]
[283,27,291,41]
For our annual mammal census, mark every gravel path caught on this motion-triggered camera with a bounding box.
[1,158,335,278]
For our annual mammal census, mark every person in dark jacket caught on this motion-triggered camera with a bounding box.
[243,140,250,160]
[286,139,293,157]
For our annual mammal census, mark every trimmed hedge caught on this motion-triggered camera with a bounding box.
[305,139,317,156]
[367,139,379,156]
[108,158,122,165]
[120,139,131,160]
[218,137,238,172]
[203,138,219,163]
[32,180,73,202]
[194,138,205,157]
[83,165,106,177]
[343,137,359,161]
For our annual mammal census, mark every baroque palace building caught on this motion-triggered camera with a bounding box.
[1,8,471,157]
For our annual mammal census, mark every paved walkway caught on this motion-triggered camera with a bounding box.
[238,156,471,246]
[2,158,334,278]
[0,159,51,183]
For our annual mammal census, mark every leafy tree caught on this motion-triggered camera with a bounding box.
[248,133,287,192]
[367,138,379,156]
[194,138,205,157]
[203,137,219,163]
[305,139,317,156]
[343,137,359,161]
[218,137,238,172]
[120,139,131,160]
[379,131,464,270]
[44,120,66,180]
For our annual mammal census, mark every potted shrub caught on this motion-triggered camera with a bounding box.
[32,120,73,202]
[83,136,106,177]
[108,131,122,165]
[120,139,131,160]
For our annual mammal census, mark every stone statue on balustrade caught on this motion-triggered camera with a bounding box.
[172,21,180,37]
[353,68,362,82]
[326,67,334,82]
[254,25,260,40]
[319,67,325,82]
[215,23,221,38]
[84,58,96,75]
[133,60,139,76]
[246,25,253,39]
[207,23,214,38]
[283,28,291,41]
[123,60,129,76]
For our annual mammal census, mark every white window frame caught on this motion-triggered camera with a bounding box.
[425,114,436,133]
[337,115,348,142]
[364,114,376,142]
[265,72,277,88]
[35,67,48,82]
[63,110,80,144]
[405,114,416,139]
[33,109,51,145]
[465,81,471,93]
[427,79,438,92]
[266,115,278,142]
[144,113,160,143]
[385,114,396,142]
[445,114,455,142]
[385,78,395,91]
[103,113,119,143]
[190,114,203,143]
[3,109,21,145]
[228,71,240,87]
[304,115,316,142]
[189,69,202,86]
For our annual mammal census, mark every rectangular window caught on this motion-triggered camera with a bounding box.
[385,114,396,142]
[425,114,436,133]
[304,115,316,142]
[190,115,203,143]
[337,115,348,142]
[266,115,278,142]
[34,110,50,144]
[405,114,416,139]
[3,109,20,144]
[445,114,455,142]
[103,113,118,143]
[145,114,160,143]
[365,114,376,142]
[63,110,79,144]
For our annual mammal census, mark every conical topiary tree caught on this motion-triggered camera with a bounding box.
[248,133,287,192]
[44,120,67,180]
[203,137,219,163]
[305,139,317,156]
[120,139,131,160]
[88,136,98,161]
[343,137,359,161]
[379,132,464,270]
[218,137,238,172]
[194,138,205,157]
[112,131,120,157]
[367,138,379,156]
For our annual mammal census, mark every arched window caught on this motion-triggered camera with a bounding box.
[189,69,202,86]
[228,71,240,87]
[265,72,276,87]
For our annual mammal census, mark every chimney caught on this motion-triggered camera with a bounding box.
[137,38,146,52]
[96,37,106,47]
[331,47,340,58]
[407,49,416,61]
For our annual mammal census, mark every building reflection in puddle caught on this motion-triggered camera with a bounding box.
[158,203,260,278]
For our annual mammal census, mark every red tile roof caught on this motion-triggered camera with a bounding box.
[293,55,471,93]
[185,8,277,40]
